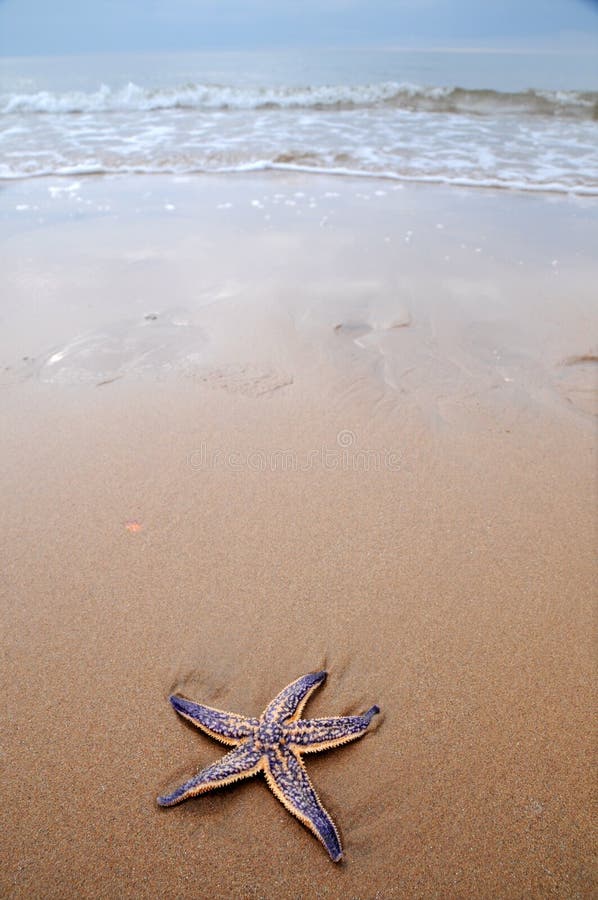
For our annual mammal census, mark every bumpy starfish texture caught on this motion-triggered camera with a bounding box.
[157,671,379,861]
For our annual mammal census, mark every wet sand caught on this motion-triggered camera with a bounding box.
[1,175,596,898]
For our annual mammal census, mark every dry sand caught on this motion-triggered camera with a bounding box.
[1,174,596,898]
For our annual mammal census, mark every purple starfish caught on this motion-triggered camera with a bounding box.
[157,670,380,861]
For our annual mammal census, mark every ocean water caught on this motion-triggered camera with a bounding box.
[1,48,597,194]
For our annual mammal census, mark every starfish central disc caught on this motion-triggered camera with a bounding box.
[259,720,284,746]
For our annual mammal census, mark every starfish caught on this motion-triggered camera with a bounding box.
[157,670,379,861]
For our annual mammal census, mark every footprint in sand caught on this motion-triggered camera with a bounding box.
[186,364,293,398]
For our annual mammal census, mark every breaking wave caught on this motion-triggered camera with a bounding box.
[3,80,598,119]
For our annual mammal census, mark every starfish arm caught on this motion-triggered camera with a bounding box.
[169,695,259,745]
[263,671,327,723]
[264,748,343,862]
[157,740,263,807]
[286,705,380,753]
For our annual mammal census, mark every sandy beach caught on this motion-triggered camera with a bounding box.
[1,174,596,898]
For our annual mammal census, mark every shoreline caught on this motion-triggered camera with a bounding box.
[3,165,598,198]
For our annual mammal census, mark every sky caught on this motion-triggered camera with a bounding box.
[0,0,597,55]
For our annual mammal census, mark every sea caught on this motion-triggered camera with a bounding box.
[1,47,597,194]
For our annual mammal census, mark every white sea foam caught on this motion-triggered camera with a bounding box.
[1,78,597,195]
